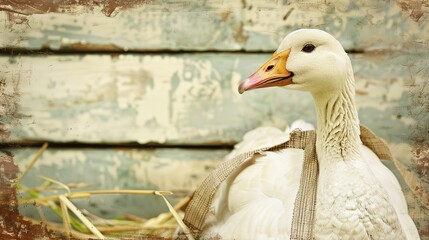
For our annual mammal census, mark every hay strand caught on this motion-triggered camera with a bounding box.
[59,195,105,239]
[14,143,48,185]
[39,175,71,194]
[155,191,194,240]
[19,189,173,205]
[36,205,47,224]
[59,196,72,239]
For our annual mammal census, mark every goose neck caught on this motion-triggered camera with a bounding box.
[311,75,361,166]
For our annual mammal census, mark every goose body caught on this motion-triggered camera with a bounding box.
[200,29,419,239]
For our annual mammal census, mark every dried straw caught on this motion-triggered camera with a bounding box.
[59,195,105,239]
[156,191,195,240]
[14,143,48,185]
[59,195,72,239]
[16,142,195,239]
[19,189,173,205]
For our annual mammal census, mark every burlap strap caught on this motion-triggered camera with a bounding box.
[183,129,314,236]
[359,125,393,161]
[290,133,318,239]
[182,125,396,238]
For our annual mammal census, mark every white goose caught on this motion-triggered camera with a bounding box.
[200,29,419,239]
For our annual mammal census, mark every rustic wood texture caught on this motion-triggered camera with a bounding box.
[1,0,428,238]
[1,0,428,52]
[3,52,423,146]
[14,147,226,219]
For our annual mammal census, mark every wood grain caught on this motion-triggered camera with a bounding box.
[1,0,427,52]
[14,147,226,219]
[2,52,424,146]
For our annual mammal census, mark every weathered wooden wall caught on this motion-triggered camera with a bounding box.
[1,0,428,238]
[3,52,425,145]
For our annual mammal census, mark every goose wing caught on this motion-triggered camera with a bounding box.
[361,146,420,239]
[201,120,314,239]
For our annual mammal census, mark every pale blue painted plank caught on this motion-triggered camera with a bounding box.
[2,52,425,146]
[13,147,226,219]
[0,0,427,51]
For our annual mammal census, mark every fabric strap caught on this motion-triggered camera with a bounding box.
[290,132,317,239]
[182,125,396,238]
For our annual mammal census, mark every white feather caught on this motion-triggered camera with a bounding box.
[361,146,420,239]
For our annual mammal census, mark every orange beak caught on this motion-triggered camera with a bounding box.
[238,49,294,94]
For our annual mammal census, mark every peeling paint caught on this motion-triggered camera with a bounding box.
[0,66,21,141]
[0,0,147,17]
[355,76,404,111]
[1,1,428,51]
[12,148,228,219]
[396,0,428,22]
[131,152,222,191]
[0,151,54,239]
[2,52,424,146]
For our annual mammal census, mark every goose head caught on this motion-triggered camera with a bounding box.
[238,29,352,96]
[239,29,361,161]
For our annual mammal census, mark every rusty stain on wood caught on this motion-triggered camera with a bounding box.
[0,0,148,17]
[0,75,20,141]
[395,0,428,22]
[0,151,54,239]
[0,1,428,51]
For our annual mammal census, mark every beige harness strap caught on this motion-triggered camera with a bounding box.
[182,125,398,239]
[183,130,314,236]
[290,133,318,239]
[360,125,393,161]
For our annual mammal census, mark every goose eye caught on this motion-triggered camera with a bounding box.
[302,44,315,53]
